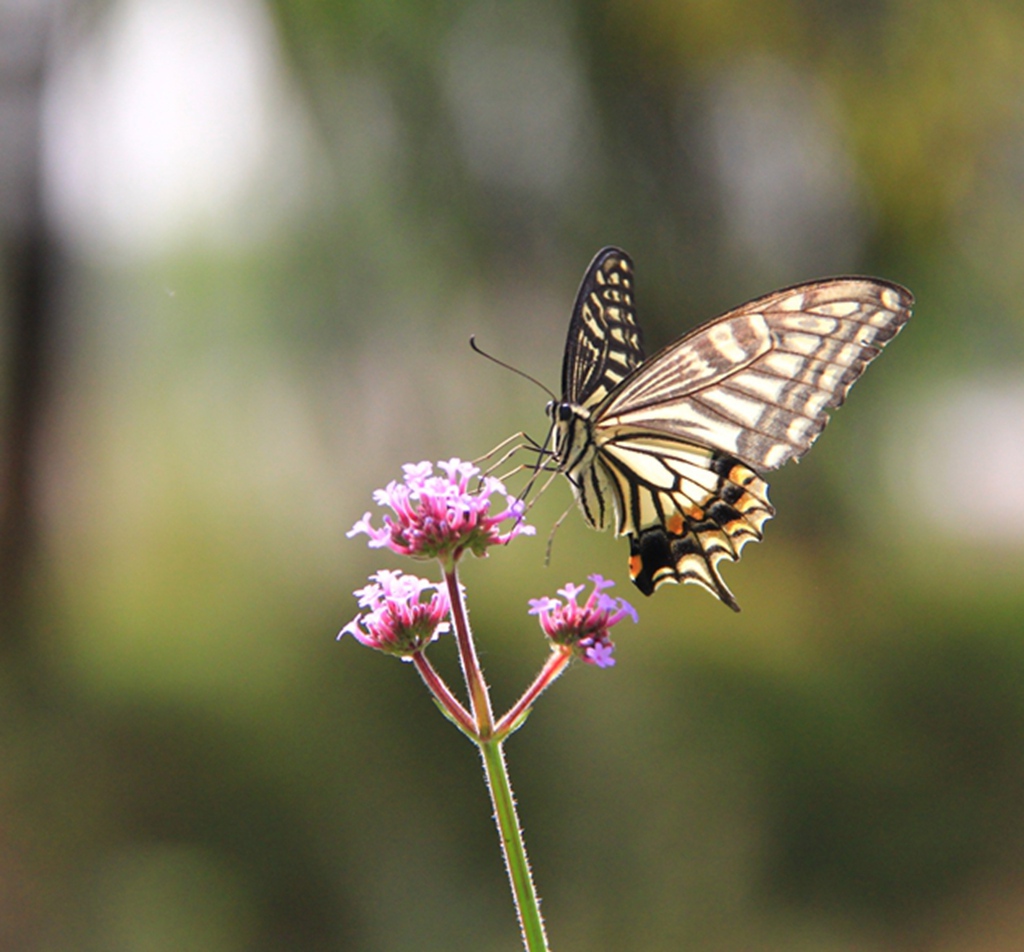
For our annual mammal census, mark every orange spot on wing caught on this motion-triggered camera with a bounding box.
[666,513,685,535]
[729,464,755,486]
[629,554,643,579]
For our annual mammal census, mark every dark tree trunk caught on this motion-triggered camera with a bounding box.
[0,4,62,656]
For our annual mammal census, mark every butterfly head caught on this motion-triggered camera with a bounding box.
[547,400,580,423]
[548,398,594,467]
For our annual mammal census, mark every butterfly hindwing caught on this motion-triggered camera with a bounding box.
[551,249,913,610]
[624,455,773,611]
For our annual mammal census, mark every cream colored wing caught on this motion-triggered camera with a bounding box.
[583,276,913,609]
[596,278,913,472]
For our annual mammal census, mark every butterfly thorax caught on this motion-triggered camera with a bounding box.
[548,399,614,531]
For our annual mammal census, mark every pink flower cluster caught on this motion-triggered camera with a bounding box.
[340,570,451,658]
[348,459,534,563]
[528,575,637,668]
[341,461,636,672]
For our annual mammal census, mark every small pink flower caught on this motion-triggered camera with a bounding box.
[348,458,534,563]
[340,570,451,659]
[528,575,638,668]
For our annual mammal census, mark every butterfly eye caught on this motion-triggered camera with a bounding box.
[558,404,576,422]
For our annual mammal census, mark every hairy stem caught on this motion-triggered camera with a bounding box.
[444,563,549,950]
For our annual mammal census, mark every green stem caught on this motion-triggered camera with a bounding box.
[443,561,549,950]
[480,737,550,952]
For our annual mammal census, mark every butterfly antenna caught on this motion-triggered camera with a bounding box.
[470,336,558,402]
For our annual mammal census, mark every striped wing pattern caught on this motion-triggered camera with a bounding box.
[561,248,645,408]
[552,248,913,610]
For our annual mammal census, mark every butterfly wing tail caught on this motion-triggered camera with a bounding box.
[629,526,743,610]
[627,459,774,611]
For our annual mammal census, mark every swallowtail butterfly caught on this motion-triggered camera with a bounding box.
[549,247,913,611]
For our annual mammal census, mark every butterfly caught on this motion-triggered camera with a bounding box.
[548,247,913,611]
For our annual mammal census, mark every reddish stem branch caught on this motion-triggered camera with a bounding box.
[496,646,573,739]
[444,565,495,737]
[411,651,476,736]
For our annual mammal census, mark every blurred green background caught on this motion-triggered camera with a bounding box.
[1,0,1023,949]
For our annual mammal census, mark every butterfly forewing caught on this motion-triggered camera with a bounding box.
[552,248,913,610]
[598,278,912,473]
[562,248,645,407]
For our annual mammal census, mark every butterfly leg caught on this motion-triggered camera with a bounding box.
[474,431,546,472]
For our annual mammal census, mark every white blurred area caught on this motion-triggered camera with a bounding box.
[701,56,867,282]
[892,378,1024,542]
[43,0,313,258]
[442,0,593,201]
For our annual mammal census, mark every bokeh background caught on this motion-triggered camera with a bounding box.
[1,0,1023,949]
